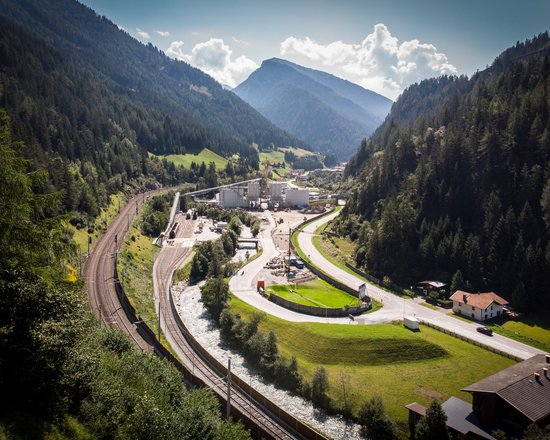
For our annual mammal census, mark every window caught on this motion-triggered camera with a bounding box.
[471,313,474,318]
[485,314,487,319]
[459,302,462,307]
[491,305,493,311]
[472,306,475,311]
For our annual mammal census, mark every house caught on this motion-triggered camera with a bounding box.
[406,354,550,439]
[417,280,448,296]
[449,290,508,321]
[462,354,550,436]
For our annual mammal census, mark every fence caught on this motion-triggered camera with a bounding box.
[268,292,371,317]
[418,319,523,362]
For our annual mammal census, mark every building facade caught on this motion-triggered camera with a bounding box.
[449,291,508,321]
[285,188,309,208]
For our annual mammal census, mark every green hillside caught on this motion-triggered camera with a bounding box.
[151,148,229,169]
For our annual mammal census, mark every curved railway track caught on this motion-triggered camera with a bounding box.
[84,189,328,440]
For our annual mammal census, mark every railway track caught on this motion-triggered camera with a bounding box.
[85,188,328,440]
[154,223,302,439]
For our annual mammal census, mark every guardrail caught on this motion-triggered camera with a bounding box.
[418,319,523,362]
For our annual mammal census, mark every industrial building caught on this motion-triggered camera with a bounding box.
[247,181,261,201]
[269,182,286,203]
[285,188,309,208]
[219,187,248,209]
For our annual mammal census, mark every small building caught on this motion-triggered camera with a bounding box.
[285,188,309,208]
[449,290,508,321]
[417,280,448,296]
[215,222,227,233]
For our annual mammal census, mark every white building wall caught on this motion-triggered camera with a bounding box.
[248,181,261,200]
[269,182,286,200]
[220,188,247,209]
[452,301,505,321]
[285,188,309,207]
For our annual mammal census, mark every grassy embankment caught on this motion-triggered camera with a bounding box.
[268,279,362,308]
[150,148,229,169]
[229,296,514,436]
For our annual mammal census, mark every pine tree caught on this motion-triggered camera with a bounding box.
[415,401,450,440]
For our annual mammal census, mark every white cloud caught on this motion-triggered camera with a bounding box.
[155,30,170,37]
[280,24,456,99]
[166,38,258,88]
[136,28,150,40]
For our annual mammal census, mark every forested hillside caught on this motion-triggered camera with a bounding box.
[0,111,250,439]
[337,32,550,312]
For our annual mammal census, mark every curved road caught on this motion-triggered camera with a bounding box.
[228,209,543,360]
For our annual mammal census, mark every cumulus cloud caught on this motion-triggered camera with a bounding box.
[166,38,258,88]
[136,28,150,40]
[155,30,170,37]
[281,24,456,99]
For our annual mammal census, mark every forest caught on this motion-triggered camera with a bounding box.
[337,32,550,312]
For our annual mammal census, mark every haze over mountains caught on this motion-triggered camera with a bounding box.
[234,58,392,158]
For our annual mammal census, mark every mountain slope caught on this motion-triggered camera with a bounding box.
[234,58,392,158]
[336,32,550,312]
[0,0,304,157]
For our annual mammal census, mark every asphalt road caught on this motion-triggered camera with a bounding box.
[229,208,543,360]
[297,211,545,361]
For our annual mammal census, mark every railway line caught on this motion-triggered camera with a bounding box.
[84,187,328,440]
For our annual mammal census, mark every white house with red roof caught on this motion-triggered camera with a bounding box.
[449,290,508,321]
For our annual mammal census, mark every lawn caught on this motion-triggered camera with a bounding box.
[487,314,550,352]
[229,296,515,436]
[268,279,362,308]
[259,149,286,166]
[150,148,228,169]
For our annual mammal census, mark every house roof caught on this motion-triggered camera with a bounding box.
[419,280,448,288]
[463,354,550,422]
[442,397,496,440]
[449,290,509,309]
[405,402,426,416]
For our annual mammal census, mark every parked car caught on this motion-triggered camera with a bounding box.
[476,326,493,336]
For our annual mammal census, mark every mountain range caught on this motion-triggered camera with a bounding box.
[234,58,392,158]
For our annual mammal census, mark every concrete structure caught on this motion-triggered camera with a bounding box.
[269,182,286,202]
[417,280,448,296]
[449,291,508,321]
[285,188,309,208]
[219,187,247,209]
[247,181,261,201]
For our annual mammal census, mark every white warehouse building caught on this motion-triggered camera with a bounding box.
[219,187,248,209]
[285,188,309,208]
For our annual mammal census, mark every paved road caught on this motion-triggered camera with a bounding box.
[297,212,545,361]
[229,211,350,324]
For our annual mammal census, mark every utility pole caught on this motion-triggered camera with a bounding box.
[227,358,232,418]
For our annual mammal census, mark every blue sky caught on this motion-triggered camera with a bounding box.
[81,0,549,99]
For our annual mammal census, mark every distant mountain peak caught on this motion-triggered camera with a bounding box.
[235,58,392,158]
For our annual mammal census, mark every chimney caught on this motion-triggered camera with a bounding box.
[534,372,541,382]
[463,294,468,303]
[546,354,550,363]
[543,367,548,379]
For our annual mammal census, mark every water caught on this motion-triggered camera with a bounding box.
[174,283,363,440]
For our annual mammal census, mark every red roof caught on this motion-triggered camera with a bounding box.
[449,291,508,309]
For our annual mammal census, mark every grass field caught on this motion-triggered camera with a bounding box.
[268,279,362,308]
[150,148,228,169]
[229,296,515,436]
[259,149,286,165]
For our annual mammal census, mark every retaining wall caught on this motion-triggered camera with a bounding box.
[268,292,371,317]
